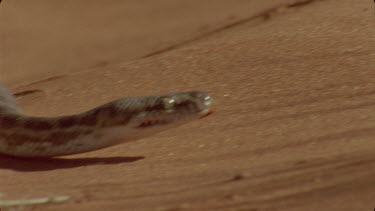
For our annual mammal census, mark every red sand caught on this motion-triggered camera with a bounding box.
[1,0,374,210]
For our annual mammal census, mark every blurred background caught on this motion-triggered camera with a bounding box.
[0,0,290,84]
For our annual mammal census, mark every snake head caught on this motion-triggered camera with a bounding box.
[135,91,213,128]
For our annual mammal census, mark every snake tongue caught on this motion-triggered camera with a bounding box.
[200,110,214,119]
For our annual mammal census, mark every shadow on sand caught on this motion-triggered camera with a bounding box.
[0,154,145,172]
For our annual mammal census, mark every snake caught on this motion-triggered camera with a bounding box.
[0,82,213,157]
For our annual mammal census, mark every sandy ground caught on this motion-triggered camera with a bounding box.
[0,0,375,210]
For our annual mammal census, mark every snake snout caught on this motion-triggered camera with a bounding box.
[191,92,213,116]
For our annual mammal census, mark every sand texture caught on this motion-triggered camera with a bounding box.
[0,0,375,210]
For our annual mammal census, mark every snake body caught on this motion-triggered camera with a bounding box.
[0,82,213,157]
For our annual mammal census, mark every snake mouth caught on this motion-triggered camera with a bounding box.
[137,109,213,128]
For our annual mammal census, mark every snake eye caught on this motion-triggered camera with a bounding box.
[162,97,176,112]
[203,95,213,107]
